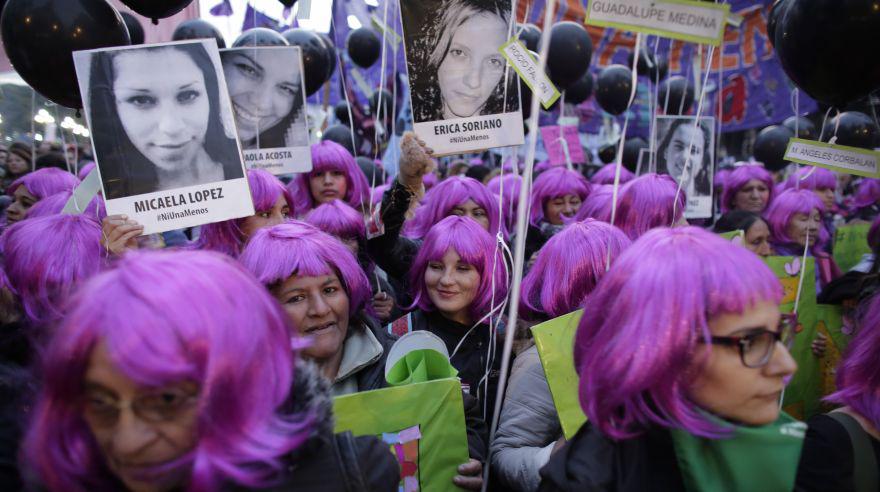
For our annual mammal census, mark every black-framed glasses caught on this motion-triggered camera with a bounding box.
[704,314,796,368]
[82,386,199,428]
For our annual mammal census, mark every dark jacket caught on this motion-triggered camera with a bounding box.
[538,422,685,492]
[366,180,421,288]
[0,321,36,492]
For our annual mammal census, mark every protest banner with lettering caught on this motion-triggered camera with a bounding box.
[784,139,880,178]
[586,0,730,46]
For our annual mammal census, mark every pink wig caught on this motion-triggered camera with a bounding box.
[615,173,685,240]
[239,221,372,315]
[521,219,631,320]
[290,141,370,213]
[195,169,293,257]
[852,178,880,210]
[408,216,508,322]
[7,167,78,199]
[529,167,591,226]
[77,161,96,181]
[765,189,829,254]
[827,292,880,430]
[590,163,635,186]
[720,165,775,213]
[784,166,837,192]
[1,214,104,326]
[574,226,783,440]
[488,174,522,231]
[403,176,505,239]
[304,199,366,242]
[25,191,106,222]
[423,171,439,190]
[24,250,309,492]
[575,184,615,222]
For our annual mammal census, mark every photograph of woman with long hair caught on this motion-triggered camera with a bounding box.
[653,116,715,218]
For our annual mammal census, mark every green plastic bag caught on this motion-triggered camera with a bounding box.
[386,349,459,386]
[333,378,470,491]
[833,223,871,273]
[531,310,586,439]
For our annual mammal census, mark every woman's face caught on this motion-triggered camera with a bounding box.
[82,342,198,492]
[743,219,772,257]
[449,199,489,231]
[689,300,797,426]
[274,273,350,364]
[785,209,821,247]
[5,185,37,224]
[544,194,583,225]
[224,51,299,143]
[733,179,770,213]
[239,195,290,240]
[309,170,348,205]
[663,124,705,179]
[113,49,210,173]
[814,187,835,211]
[425,248,480,325]
[6,153,28,175]
[437,13,507,119]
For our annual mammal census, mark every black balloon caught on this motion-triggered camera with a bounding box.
[318,32,337,79]
[322,124,360,156]
[233,27,288,47]
[622,137,648,172]
[279,0,298,7]
[823,111,879,149]
[120,0,192,23]
[283,28,331,95]
[627,50,668,81]
[766,0,787,48]
[565,72,594,105]
[773,0,880,107]
[659,76,695,115]
[753,125,795,172]
[546,21,593,90]
[1,0,130,108]
[782,116,817,140]
[173,19,226,48]
[334,101,351,126]
[595,65,633,115]
[518,23,541,51]
[598,143,617,164]
[347,28,381,68]
[120,12,144,45]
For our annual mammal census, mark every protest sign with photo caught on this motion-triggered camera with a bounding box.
[652,115,715,218]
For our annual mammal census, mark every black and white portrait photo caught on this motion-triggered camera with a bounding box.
[400,0,524,154]
[653,115,715,218]
[221,46,312,175]
[74,40,254,235]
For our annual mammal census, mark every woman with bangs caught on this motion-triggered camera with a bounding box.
[720,165,774,214]
[21,249,399,492]
[848,177,880,222]
[540,227,801,491]
[288,141,370,215]
[520,167,591,261]
[4,167,79,226]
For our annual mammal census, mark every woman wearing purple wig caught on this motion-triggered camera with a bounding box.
[796,292,880,490]
[615,173,687,240]
[720,165,774,214]
[22,249,398,492]
[4,167,79,226]
[288,140,371,215]
[849,177,880,222]
[540,227,801,491]
[492,220,631,491]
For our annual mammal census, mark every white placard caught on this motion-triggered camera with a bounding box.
[587,0,729,46]
[651,115,716,219]
[414,112,524,156]
[499,39,560,109]
[784,138,880,178]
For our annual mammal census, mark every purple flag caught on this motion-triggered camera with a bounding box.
[209,0,233,17]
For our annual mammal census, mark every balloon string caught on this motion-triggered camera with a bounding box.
[793,228,810,315]
[30,89,36,172]
[608,32,641,231]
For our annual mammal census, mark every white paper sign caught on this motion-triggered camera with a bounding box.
[499,39,560,109]
[784,138,880,178]
[63,168,101,215]
[586,0,729,46]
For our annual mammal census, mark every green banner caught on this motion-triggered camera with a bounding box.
[531,310,586,439]
[833,223,871,273]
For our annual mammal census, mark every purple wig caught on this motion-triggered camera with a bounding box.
[720,165,775,213]
[827,292,880,429]
[784,166,837,192]
[765,189,829,254]
[409,216,508,322]
[77,161,96,181]
[290,141,370,213]
[24,250,309,492]
[370,184,390,206]
[529,167,591,226]
[869,215,880,253]
[521,219,631,320]
[195,169,293,257]
[7,167,78,200]
[403,176,505,239]
[304,199,366,242]
[852,178,880,210]
[615,173,686,240]
[423,171,439,190]
[714,168,731,191]
[590,163,635,186]
[239,221,372,316]
[574,226,783,440]
[575,184,615,222]
[488,174,522,231]
[26,191,106,222]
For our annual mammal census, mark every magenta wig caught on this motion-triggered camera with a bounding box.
[765,189,829,254]
[784,166,837,192]
[529,167,591,226]
[290,141,370,213]
[575,184,614,222]
[409,216,508,322]
[590,163,635,186]
[574,226,783,440]
[239,221,372,315]
[852,178,880,210]
[26,191,106,222]
[77,161,96,181]
[488,174,522,231]
[827,292,880,430]
[521,219,631,320]
[423,171,439,190]
[24,250,309,492]
[304,199,366,242]
[615,173,686,240]
[403,176,505,239]
[370,184,390,206]
[1,214,104,326]
[7,167,78,199]
[720,165,775,213]
[195,169,293,257]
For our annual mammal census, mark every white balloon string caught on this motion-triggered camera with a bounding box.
[793,228,810,315]
[607,32,641,231]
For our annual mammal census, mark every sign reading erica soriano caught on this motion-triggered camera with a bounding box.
[586,0,729,46]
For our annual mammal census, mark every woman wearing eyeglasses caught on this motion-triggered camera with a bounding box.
[539,227,801,492]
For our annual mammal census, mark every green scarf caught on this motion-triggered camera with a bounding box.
[670,412,806,492]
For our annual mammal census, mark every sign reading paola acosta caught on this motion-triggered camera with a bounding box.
[784,138,880,178]
[586,0,730,46]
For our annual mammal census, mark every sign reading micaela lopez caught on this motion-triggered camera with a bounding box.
[73,40,254,235]
[400,0,525,155]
